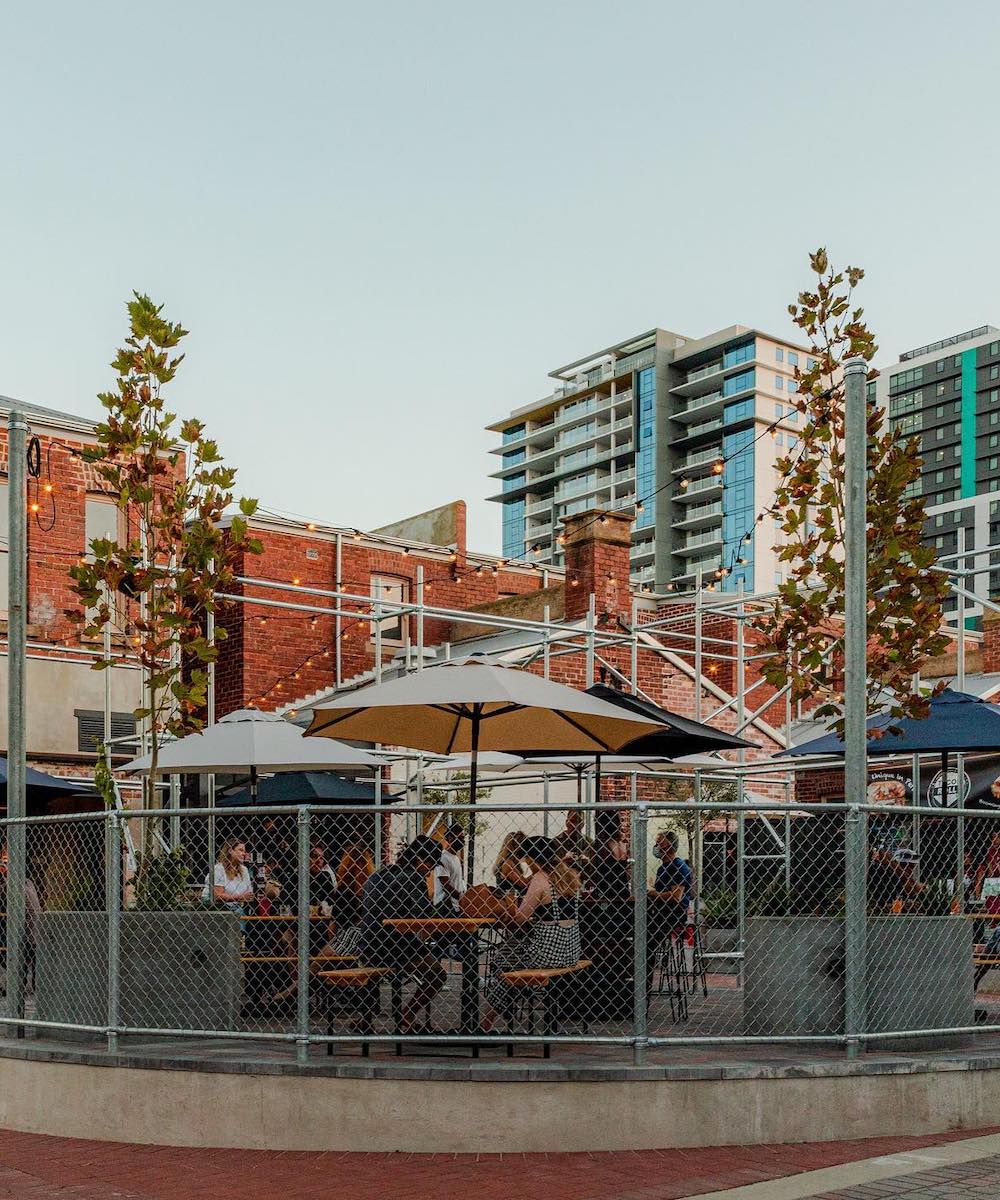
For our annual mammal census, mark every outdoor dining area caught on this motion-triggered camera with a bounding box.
[9,662,1000,1065]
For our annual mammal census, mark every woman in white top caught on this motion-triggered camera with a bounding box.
[204,838,254,913]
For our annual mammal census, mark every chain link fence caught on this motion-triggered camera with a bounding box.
[4,799,1000,1061]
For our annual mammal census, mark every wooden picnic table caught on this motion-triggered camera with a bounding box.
[382,916,496,1033]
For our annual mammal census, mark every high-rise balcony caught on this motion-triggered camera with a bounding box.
[677,527,724,555]
[675,476,724,502]
[676,501,723,529]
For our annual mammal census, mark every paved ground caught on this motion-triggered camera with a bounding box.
[814,1153,1000,1197]
[0,1128,998,1200]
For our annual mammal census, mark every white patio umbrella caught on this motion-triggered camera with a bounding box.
[122,708,386,800]
[305,659,661,880]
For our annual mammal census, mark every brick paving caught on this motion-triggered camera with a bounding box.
[0,1128,998,1200]
[811,1151,1000,1197]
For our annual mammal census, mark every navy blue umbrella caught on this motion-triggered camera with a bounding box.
[780,688,1000,785]
[216,770,402,807]
[0,756,94,809]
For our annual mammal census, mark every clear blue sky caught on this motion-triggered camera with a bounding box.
[3,1,999,553]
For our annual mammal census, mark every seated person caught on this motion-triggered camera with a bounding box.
[552,808,595,872]
[432,825,467,914]
[652,831,692,931]
[358,835,447,1034]
[493,831,529,898]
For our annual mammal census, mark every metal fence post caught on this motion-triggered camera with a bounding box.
[844,803,867,1057]
[585,594,596,688]
[296,807,311,1064]
[6,410,28,1033]
[843,356,869,1059]
[632,802,648,1066]
[106,811,122,1054]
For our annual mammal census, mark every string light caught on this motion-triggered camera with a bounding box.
[711,460,724,475]
[43,483,53,494]
[679,478,690,489]
[353,531,362,542]
[292,576,301,586]
[306,522,317,531]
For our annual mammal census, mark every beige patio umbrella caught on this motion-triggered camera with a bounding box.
[123,708,386,800]
[305,659,661,880]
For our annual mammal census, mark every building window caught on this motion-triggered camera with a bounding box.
[502,424,526,444]
[502,448,525,466]
[775,347,784,363]
[85,497,120,554]
[775,376,783,390]
[723,368,755,397]
[954,378,962,392]
[371,575,409,644]
[635,367,656,530]
[992,365,1000,381]
[787,352,799,367]
[723,340,755,368]
[936,383,946,396]
[936,360,945,374]
[890,367,923,391]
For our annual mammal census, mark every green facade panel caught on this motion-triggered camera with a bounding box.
[961,348,977,499]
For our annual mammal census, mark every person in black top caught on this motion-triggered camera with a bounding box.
[590,808,631,899]
[359,836,447,1033]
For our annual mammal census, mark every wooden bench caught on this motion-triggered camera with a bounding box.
[317,966,398,1057]
[974,951,1000,989]
[500,960,592,1059]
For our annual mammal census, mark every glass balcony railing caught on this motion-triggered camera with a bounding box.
[686,361,723,384]
[679,501,722,524]
[683,527,723,551]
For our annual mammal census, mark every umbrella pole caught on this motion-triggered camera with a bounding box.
[250,766,258,804]
[466,708,481,885]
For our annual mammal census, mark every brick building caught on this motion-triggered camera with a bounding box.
[215,503,788,769]
[0,398,152,779]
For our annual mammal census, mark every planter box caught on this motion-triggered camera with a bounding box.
[36,910,242,1034]
[702,926,739,976]
[744,916,974,1039]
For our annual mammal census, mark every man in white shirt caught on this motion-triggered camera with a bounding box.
[433,825,466,913]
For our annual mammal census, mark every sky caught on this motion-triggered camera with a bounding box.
[2,0,999,554]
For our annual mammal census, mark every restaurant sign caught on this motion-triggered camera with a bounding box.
[867,756,1000,810]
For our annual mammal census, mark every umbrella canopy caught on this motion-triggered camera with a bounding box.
[306,662,660,754]
[306,660,661,880]
[780,689,1000,758]
[0,758,94,812]
[216,771,402,807]
[583,684,753,756]
[122,709,386,776]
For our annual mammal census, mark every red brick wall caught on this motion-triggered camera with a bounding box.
[0,425,162,650]
[219,522,555,713]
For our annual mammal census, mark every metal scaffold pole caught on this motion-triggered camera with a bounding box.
[6,411,28,1031]
[843,357,869,1058]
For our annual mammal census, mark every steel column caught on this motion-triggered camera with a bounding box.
[6,411,28,1031]
[843,356,869,1059]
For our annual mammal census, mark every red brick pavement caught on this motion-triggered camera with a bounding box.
[0,1127,998,1200]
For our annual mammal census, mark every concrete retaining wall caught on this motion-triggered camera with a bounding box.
[2,1051,1000,1152]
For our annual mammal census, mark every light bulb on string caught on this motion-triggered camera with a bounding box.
[679,479,690,489]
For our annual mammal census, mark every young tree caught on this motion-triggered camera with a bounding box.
[755,250,950,735]
[67,293,262,795]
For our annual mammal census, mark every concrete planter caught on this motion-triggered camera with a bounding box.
[743,915,974,1039]
[701,926,739,976]
[36,910,242,1034]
